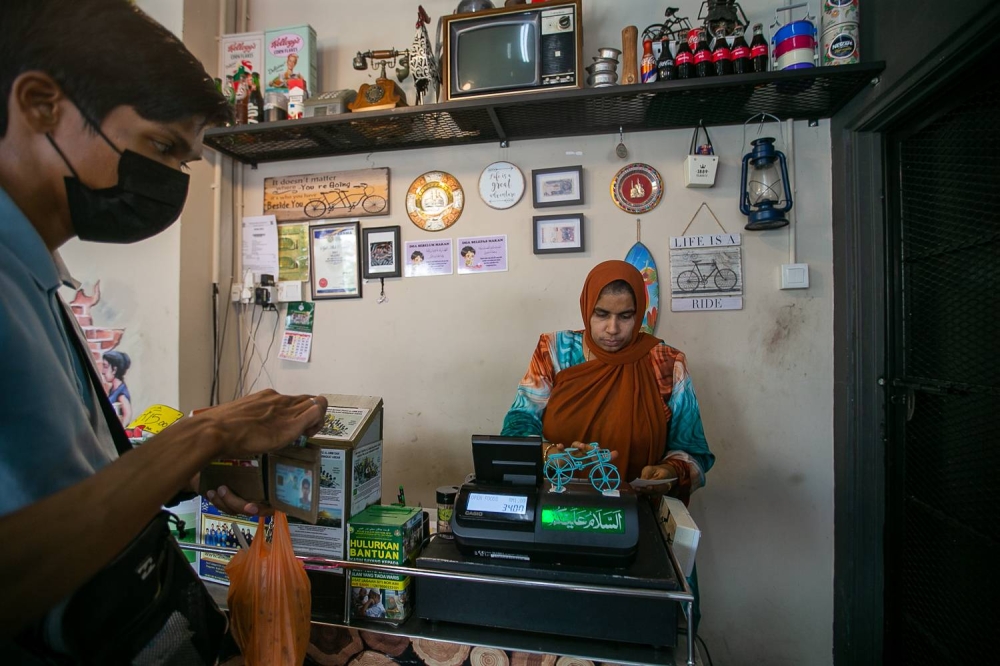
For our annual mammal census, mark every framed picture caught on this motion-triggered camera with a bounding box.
[531,165,584,208]
[533,214,585,254]
[309,221,362,300]
[361,225,402,279]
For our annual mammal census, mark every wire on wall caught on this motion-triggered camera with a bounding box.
[247,310,280,394]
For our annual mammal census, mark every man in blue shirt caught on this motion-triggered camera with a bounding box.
[0,1,329,661]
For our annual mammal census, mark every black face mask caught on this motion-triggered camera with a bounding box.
[47,121,190,244]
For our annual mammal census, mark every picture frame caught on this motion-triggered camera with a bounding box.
[531,165,584,208]
[309,221,362,300]
[533,214,585,254]
[361,225,402,279]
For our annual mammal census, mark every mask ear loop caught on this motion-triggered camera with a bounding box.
[45,133,83,181]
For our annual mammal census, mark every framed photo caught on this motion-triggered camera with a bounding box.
[531,165,584,208]
[361,225,402,279]
[309,221,362,300]
[533,214,585,254]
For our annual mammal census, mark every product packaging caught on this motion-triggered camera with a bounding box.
[264,25,318,96]
[348,505,423,625]
[219,32,264,90]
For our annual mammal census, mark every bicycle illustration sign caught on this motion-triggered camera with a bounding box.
[669,233,744,311]
[264,167,390,222]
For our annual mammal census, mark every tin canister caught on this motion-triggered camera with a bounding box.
[823,0,860,26]
[821,21,860,66]
[436,485,459,539]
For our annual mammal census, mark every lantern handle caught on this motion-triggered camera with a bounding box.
[742,112,784,153]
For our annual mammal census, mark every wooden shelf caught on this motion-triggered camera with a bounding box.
[203,62,884,166]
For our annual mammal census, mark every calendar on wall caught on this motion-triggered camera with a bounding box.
[278,301,315,363]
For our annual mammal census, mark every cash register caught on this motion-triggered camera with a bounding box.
[450,435,640,565]
[415,435,680,647]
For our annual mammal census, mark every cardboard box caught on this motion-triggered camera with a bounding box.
[219,31,264,86]
[348,505,422,625]
[659,496,701,578]
[199,394,383,530]
[264,24,317,96]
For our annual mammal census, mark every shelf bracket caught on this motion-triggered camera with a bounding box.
[486,106,508,146]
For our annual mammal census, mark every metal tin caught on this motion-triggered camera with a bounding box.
[263,92,287,122]
[436,485,459,538]
[822,0,859,26]
[821,21,859,66]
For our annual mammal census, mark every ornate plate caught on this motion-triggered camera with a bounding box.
[406,171,465,232]
[611,163,663,214]
[478,161,525,210]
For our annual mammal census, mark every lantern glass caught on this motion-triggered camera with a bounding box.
[746,159,784,208]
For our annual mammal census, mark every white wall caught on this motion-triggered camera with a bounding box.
[223,2,836,665]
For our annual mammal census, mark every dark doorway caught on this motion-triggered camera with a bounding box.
[882,61,999,664]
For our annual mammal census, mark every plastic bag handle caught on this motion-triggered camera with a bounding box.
[689,120,713,155]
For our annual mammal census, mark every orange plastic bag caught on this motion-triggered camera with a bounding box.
[226,513,311,666]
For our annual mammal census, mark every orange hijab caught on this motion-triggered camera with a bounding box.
[542,261,668,480]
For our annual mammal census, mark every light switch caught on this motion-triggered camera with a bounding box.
[780,263,810,290]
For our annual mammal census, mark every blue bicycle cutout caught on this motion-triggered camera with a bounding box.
[543,443,621,494]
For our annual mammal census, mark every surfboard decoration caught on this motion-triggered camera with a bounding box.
[625,241,659,335]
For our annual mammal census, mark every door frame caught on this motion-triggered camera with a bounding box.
[831,7,1000,666]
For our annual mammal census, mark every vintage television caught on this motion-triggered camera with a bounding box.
[441,0,582,102]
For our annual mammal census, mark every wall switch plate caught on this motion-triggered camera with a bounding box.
[277,281,303,302]
[780,263,810,289]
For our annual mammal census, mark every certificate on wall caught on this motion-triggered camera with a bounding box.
[309,222,362,300]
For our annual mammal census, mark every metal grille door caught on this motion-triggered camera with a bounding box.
[885,73,1000,664]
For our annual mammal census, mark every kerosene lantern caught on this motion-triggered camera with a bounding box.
[739,136,792,230]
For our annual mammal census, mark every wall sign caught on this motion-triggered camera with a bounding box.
[669,233,744,312]
[264,168,389,223]
[479,161,525,210]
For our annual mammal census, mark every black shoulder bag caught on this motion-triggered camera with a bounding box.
[55,306,228,665]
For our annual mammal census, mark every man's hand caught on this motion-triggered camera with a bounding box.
[196,390,328,459]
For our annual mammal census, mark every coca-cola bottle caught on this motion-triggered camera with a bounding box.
[730,26,752,75]
[247,72,264,124]
[657,36,675,81]
[750,23,769,73]
[674,36,695,79]
[712,28,733,76]
[641,38,657,83]
[694,28,714,78]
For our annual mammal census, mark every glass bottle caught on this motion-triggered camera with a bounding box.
[712,27,733,76]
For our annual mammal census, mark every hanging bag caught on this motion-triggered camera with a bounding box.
[683,121,719,188]
[45,304,229,665]
[227,512,312,666]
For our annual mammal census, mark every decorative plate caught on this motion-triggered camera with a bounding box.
[406,171,465,232]
[611,163,663,214]
[478,161,525,210]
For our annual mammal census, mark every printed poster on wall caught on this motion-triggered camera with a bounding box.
[277,223,310,282]
[263,168,389,222]
[456,235,508,274]
[404,239,453,277]
[669,233,744,312]
[289,448,346,561]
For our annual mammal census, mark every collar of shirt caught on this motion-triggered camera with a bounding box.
[0,186,62,293]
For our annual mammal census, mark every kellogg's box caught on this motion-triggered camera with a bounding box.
[265,25,317,96]
[219,31,264,87]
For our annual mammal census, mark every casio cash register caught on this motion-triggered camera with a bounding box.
[450,435,639,566]
[416,435,680,648]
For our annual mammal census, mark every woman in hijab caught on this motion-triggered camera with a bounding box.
[501,260,714,503]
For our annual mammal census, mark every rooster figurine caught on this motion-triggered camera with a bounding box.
[409,5,439,105]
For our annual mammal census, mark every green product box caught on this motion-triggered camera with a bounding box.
[348,505,422,625]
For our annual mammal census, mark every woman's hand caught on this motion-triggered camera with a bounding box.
[636,463,678,496]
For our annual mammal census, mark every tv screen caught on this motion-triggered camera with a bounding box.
[454,21,539,94]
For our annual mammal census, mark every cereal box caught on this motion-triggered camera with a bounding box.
[348,505,422,625]
[219,32,264,86]
[264,25,317,96]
